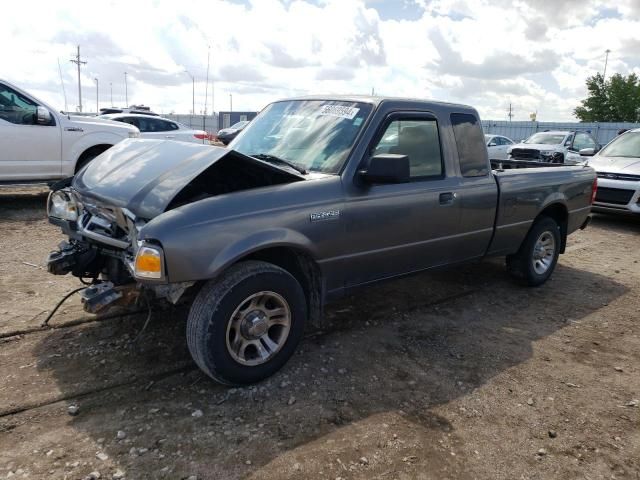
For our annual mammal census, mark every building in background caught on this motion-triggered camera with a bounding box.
[217,111,258,129]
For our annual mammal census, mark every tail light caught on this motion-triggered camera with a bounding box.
[193,133,208,140]
[591,177,597,204]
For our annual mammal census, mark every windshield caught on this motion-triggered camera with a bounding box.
[599,132,640,158]
[231,100,373,174]
[524,133,566,145]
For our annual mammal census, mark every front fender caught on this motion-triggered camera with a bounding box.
[206,228,318,279]
[152,220,320,283]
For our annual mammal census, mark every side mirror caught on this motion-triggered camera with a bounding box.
[36,106,51,125]
[579,147,595,157]
[488,142,497,147]
[359,154,410,184]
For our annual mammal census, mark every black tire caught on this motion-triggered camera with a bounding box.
[187,260,307,385]
[506,216,561,287]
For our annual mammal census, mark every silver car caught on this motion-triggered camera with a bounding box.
[587,128,640,215]
[485,134,514,160]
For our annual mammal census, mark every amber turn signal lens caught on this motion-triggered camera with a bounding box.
[135,246,162,279]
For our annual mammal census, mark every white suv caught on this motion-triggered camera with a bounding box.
[0,79,139,183]
[508,130,599,165]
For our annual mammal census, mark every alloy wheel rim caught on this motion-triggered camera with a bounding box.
[532,231,556,275]
[225,291,292,366]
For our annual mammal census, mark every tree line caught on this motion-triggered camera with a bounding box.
[574,73,640,122]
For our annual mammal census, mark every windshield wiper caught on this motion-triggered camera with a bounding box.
[250,153,308,175]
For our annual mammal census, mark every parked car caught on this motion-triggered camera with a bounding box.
[0,79,139,183]
[99,106,159,116]
[46,96,596,385]
[99,113,210,144]
[582,128,640,215]
[508,130,599,164]
[485,134,514,160]
[217,120,250,145]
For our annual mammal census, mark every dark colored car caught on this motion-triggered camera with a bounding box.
[216,120,249,145]
[46,96,596,385]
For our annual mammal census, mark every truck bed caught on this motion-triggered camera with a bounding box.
[488,164,595,256]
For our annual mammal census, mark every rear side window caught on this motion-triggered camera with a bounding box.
[116,117,139,129]
[451,113,489,177]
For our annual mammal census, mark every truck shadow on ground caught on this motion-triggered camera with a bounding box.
[27,254,630,479]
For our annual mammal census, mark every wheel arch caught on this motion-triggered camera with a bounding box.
[535,202,568,253]
[202,240,325,328]
[75,143,114,172]
[242,246,324,327]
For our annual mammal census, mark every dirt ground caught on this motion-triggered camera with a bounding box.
[0,187,638,480]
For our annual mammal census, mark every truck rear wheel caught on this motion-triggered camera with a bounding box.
[186,260,307,385]
[506,216,561,287]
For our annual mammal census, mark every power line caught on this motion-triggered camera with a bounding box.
[69,45,87,112]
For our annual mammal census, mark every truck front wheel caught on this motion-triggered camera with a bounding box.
[506,216,561,287]
[186,260,307,385]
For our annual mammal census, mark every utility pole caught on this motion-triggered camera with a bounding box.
[124,72,128,107]
[507,102,514,122]
[70,45,87,112]
[110,82,113,106]
[203,46,210,133]
[184,70,195,116]
[57,58,68,112]
[94,78,99,113]
[230,93,233,112]
[603,49,611,82]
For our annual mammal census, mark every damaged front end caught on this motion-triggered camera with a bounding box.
[46,186,193,314]
[45,139,304,314]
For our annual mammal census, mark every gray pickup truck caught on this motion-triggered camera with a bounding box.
[46,96,596,385]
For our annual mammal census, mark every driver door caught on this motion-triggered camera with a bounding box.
[341,113,463,287]
[0,82,61,180]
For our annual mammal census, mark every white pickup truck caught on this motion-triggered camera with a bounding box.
[0,79,139,184]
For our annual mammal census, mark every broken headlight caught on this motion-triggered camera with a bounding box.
[47,190,78,221]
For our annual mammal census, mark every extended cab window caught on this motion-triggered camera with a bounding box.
[0,83,38,125]
[451,113,489,177]
[373,119,443,178]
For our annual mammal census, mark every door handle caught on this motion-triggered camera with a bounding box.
[165,135,175,139]
[439,192,456,205]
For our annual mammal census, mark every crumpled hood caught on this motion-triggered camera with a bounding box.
[588,155,640,174]
[511,143,563,152]
[73,139,304,219]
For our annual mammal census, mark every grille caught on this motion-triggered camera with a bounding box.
[595,187,634,205]
[510,148,541,160]
[597,172,640,182]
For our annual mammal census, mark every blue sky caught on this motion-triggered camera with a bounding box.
[3,0,639,120]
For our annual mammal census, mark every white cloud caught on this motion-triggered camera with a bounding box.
[1,0,639,120]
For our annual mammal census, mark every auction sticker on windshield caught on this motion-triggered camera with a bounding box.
[318,105,360,120]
